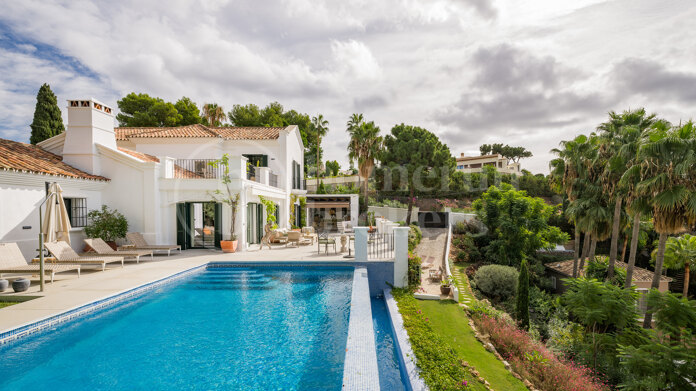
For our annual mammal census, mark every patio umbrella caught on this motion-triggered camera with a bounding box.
[38,182,72,291]
[42,183,72,245]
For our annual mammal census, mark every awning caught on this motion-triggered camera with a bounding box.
[306,202,350,208]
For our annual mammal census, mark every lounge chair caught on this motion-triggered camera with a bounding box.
[286,231,301,247]
[318,233,337,255]
[42,241,124,271]
[125,232,181,255]
[0,242,80,283]
[429,266,443,281]
[84,238,154,263]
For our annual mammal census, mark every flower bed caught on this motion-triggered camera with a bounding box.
[471,314,609,391]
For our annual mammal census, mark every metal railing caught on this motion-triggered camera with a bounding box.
[269,172,279,188]
[292,177,306,190]
[367,232,395,260]
[174,159,222,179]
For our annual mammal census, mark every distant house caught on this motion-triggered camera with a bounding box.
[455,153,521,174]
[545,259,672,314]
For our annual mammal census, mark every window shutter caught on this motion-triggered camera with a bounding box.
[214,203,222,248]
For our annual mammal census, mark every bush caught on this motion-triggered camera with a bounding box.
[84,205,128,242]
[452,220,482,235]
[472,314,609,391]
[452,234,482,263]
[586,256,626,287]
[408,252,422,288]
[408,224,422,251]
[474,265,518,302]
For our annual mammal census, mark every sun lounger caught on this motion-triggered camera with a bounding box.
[125,232,181,256]
[0,242,80,283]
[42,241,124,271]
[84,238,154,263]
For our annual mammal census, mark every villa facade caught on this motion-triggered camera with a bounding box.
[455,153,521,174]
[0,98,306,257]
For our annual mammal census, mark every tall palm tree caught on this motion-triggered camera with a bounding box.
[658,234,696,298]
[310,115,329,177]
[596,109,656,280]
[202,103,226,127]
[347,114,382,215]
[629,120,696,328]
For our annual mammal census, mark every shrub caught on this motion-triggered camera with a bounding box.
[452,235,482,263]
[84,205,128,242]
[472,314,609,391]
[474,265,518,302]
[408,252,422,288]
[516,259,530,330]
[393,290,474,390]
[586,256,626,287]
[408,224,422,251]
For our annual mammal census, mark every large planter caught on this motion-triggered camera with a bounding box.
[0,279,8,292]
[440,285,452,295]
[220,240,238,253]
[12,278,30,293]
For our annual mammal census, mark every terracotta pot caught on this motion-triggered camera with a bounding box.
[220,240,238,253]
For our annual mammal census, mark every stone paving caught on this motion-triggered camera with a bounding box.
[414,228,452,298]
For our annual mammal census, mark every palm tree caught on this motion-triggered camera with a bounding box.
[629,120,696,328]
[347,114,382,216]
[202,103,226,127]
[310,115,329,177]
[596,109,656,281]
[658,234,696,298]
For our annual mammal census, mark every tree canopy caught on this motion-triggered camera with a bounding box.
[30,83,65,144]
[380,124,454,224]
[473,183,569,266]
[116,93,203,127]
[325,160,340,176]
[479,143,533,163]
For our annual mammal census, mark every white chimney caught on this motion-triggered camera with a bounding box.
[62,98,116,175]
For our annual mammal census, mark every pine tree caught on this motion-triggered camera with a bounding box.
[30,83,65,144]
[516,258,530,330]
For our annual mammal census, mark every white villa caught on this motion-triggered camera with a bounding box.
[0,98,307,257]
[455,152,521,175]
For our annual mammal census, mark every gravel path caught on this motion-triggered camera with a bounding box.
[415,228,448,296]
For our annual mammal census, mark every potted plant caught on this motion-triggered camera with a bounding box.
[209,155,240,253]
[440,277,452,295]
[84,205,128,250]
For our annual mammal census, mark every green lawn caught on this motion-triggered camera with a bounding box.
[0,301,19,309]
[416,299,528,391]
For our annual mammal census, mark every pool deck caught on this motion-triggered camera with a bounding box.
[0,243,356,334]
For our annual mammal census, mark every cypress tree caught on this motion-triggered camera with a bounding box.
[516,258,530,330]
[30,83,65,144]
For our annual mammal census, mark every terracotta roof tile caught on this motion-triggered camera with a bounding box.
[545,258,672,282]
[0,138,109,181]
[117,147,160,163]
[115,125,282,141]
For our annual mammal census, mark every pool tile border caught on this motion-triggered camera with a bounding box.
[384,288,429,391]
[0,265,206,345]
[343,267,381,390]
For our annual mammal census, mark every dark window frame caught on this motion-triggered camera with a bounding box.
[65,197,88,227]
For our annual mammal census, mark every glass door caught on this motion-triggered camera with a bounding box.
[177,202,219,249]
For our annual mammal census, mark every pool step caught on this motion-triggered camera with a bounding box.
[187,278,274,286]
[185,269,277,290]
[183,284,276,291]
[192,274,270,281]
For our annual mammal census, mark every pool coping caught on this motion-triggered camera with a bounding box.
[343,266,381,390]
[0,264,207,345]
[384,288,429,391]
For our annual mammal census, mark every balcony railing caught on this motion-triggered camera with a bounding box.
[269,172,279,188]
[292,178,306,190]
[174,159,222,179]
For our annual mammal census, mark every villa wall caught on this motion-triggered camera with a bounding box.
[0,171,106,257]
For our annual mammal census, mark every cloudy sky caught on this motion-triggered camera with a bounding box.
[1,0,695,173]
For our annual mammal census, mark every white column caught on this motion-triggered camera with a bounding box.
[354,226,368,261]
[393,227,409,288]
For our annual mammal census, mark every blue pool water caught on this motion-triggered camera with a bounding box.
[0,266,355,390]
[371,297,407,391]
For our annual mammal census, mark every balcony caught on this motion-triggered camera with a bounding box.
[247,165,281,189]
[173,159,222,179]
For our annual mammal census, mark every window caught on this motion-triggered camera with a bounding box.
[551,276,557,290]
[64,198,87,227]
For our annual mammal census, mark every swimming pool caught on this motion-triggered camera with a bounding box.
[0,266,364,390]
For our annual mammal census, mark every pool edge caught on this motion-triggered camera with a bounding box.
[383,288,429,391]
[342,266,381,390]
[0,264,206,345]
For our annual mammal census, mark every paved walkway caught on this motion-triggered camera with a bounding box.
[0,243,354,333]
[415,228,450,297]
